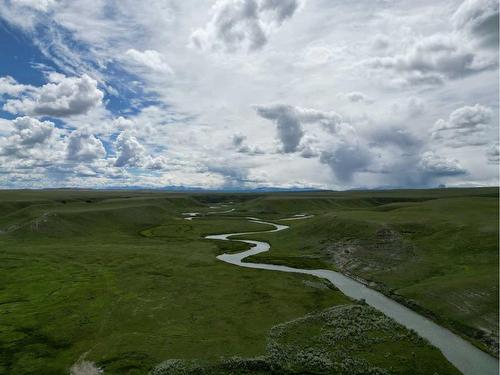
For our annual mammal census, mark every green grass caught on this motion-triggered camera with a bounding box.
[150,303,461,375]
[0,192,350,374]
[242,190,499,356]
[0,188,496,374]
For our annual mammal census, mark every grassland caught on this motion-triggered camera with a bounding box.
[239,188,499,356]
[0,188,496,374]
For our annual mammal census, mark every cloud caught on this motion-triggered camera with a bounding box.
[10,0,55,12]
[66,131,106,162]
[0,116,56,157]
[431,104,493,146]
[124,49,174,74]
[10,116,54,146]
[365,29,497,87]
[486,143,499,164]
[298,135,319,158]
[190,0,302,52]
[0,76,32,96]
[114,132,147,167]
[346,92,373,104]
[114,132,167,169]
[320,142,371,183]
[366,35,488,83]
[368,126,422,150]
[452,0,499,48]
[231,133,264,154]
[255,104,304,152]
[255,104,344,153]
[3,74,104,117]
[372,34,390,50]
[406,97,425,117]
[418,151,466,177]
[0,0,497,189]
[0,117,69,171]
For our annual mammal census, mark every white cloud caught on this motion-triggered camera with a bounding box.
[231,133,264,155]
[418,151,466,177]
[190,0,302,52]
[0,0,497,189]
[365,35,493,86]
[0,116,65,165]
[114,132,147,167]
[11,116,54,146]
[66,130,106,162]
[431,104,493,145]
[10,0,56,12]
[114,132,167,170]
[124,49,174,74]
[4,74,104,117]
[0,76,32,96]
[452,0,499,48]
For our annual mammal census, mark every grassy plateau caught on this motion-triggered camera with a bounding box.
[0,188,497,374]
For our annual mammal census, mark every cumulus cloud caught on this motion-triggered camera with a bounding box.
[0,117,68,171]
[0,76,32,96]
[114,132,147,167]
[367,35,489,84]
[453,0,499,48]
[0,116,56,157]
[431,104,493,146]
[190,0,302,52]
[114,132,166,169]
[231,133,264,154]
[66,131,106,162]
[255,104,344,153]
[4,74,104,117]
[365,30,497,87]
[124,49,174,74]
[418,151,466,177]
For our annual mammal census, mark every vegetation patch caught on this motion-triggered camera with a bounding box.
[150,304,461,375]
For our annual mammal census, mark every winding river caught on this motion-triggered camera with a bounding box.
[205,216,499,375]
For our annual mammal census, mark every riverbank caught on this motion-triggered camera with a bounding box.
[207,216,498,375]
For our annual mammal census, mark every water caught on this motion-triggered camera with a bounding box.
[206,217,499,375]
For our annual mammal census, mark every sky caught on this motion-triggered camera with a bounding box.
[0,0,498,190]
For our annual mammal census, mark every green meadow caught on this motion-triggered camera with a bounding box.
[0,188,497,374]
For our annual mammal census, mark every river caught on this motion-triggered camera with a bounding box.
[206,216,499,375]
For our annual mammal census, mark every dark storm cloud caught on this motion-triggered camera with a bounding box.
[320,143,371,183]
[255,104,343,153]
[255,104,304,153]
